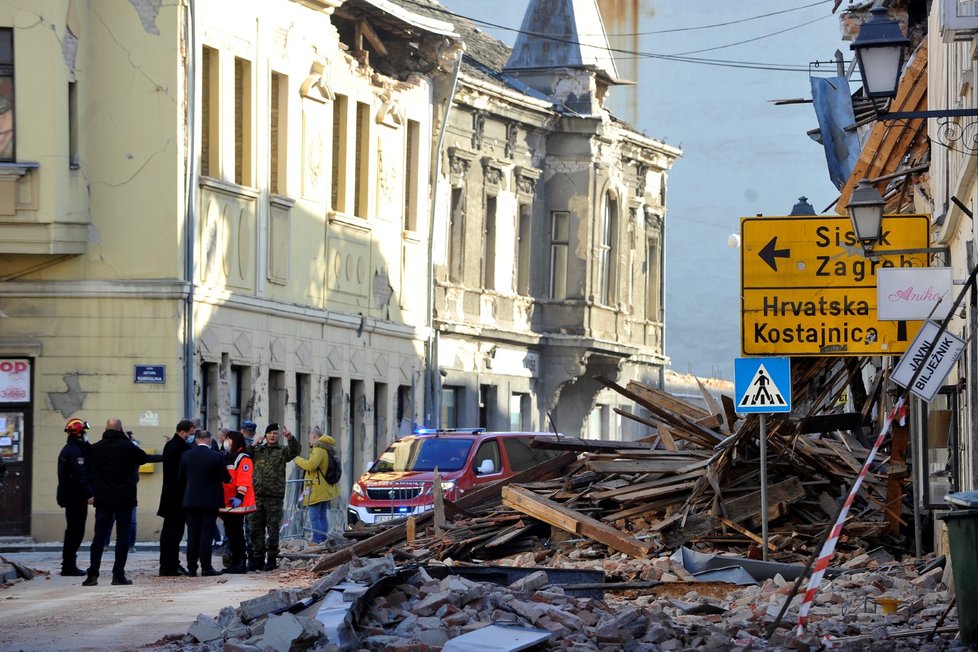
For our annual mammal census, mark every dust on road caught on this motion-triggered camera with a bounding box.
[0,550,301,651]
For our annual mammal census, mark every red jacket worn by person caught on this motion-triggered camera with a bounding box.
[220,452,257,514]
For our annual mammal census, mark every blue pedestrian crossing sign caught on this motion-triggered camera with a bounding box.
[735,357,791,414]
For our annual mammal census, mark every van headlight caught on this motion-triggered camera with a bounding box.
[352,483,364,497]
[440,481,456,493]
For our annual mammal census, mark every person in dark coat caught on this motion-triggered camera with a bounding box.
[157,419,196,576]
[84,418,152,586]
[57,418,94,576]
[179,430,230,576]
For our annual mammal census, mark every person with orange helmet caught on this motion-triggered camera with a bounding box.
[57,417,93,576]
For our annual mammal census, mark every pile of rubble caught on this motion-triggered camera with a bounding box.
[166,551,958,651]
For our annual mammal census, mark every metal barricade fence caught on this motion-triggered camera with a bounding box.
[280,471,309,540]
[280,466,346,541]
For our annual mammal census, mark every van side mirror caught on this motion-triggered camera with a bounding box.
[476,459,495,475]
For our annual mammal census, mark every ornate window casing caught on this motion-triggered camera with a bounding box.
[481,157,504,192]
[447,147,475,187]
[299,61,336,103]
[514,165,540,198]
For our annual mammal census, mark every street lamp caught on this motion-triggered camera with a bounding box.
[846,180,884,250]
[850,6,908,100]
[850,6,978,122]
[845,178,950,259]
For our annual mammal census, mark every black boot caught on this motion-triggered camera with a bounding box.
[82,573,98,586]
[263,553,277,571]
[247,556,263,572]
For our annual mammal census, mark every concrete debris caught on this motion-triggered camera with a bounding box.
[260,612,325,652]
[187,614,223,644]
[163,551,961,651]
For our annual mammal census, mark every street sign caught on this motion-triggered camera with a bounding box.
[891,321,965,402]
[741,214,930,356]
[877,267,953,320]
[735,357,791,414]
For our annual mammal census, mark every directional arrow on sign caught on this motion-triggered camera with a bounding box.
[759,236,790,272]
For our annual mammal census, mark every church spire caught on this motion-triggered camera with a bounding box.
[504,0,621,84]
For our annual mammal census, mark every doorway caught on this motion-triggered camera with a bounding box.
[0,358,32,535]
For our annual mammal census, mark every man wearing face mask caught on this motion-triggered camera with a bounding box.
[157,419,196,576]
[247,423,298,571]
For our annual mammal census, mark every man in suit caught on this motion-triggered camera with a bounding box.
[157,419,196,576]
[179,430,230,576]
[84,418,154,586]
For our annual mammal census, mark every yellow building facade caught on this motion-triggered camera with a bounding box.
[0,0,455,540]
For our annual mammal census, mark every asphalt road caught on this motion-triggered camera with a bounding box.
[0,549,298,651]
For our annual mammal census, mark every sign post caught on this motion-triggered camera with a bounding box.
[735,357,792,560]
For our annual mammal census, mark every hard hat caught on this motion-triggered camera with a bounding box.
[240,420,257,432]
[64,418,90,434]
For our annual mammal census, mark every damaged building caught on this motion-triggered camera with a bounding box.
[0,0,678,541]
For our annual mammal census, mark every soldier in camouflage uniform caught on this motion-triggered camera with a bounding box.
[247,423,299,571]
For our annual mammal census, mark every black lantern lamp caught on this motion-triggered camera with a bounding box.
[847,180,885,250]
[850,6,909,100]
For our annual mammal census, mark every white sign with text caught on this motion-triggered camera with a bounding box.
[891,321,965,402]
[877,267,953,320]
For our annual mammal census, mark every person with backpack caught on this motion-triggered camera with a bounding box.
[292,427,341,544]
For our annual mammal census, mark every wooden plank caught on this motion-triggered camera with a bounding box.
[612,407,715,447]
[696,376,728,433]
[723,477,806,524]
[657,425,678,451]
[693,414,724,430]
[607,480,697,504]
[598,376,725,444]
[590,467,706,500]
[721,395,738,434]
[626,380,710,420]
[587,456,712,476]
[531,436,651,452]
[312,452,577,573]
[716,516,776,552]
[502,485,650,558]
[406,516,416,544]
[661,512,715,548]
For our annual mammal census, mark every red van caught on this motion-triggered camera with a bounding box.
[347,429,561,525]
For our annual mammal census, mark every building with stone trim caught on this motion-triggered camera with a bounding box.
[413,0,681,438]
[0,0,678,540]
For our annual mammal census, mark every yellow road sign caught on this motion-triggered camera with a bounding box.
[741,214,931,356]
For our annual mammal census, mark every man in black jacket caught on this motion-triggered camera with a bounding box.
[179,430,230,576]
[157,419,196,576]
[57,418,93,576]
[83,417,152,586]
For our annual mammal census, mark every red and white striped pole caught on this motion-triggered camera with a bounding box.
[795,396,907,634]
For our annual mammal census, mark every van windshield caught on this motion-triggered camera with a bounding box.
[370,438,474,473]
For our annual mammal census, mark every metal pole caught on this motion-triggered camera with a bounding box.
[760,413,769,561]
[911,395,923,559]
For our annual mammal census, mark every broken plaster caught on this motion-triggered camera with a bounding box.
[47,374,88,418]
[127,0,162,36]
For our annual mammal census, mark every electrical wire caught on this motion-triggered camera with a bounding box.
[402,0,828,73]
[668,14,832,57]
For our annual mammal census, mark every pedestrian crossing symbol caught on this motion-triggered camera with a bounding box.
[735,357,791,414]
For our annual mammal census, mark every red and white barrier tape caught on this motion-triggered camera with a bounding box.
[795,396,907,635]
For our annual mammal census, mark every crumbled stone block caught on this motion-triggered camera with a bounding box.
[413,590,453,616]
[347,556,394,585]
[260,613,324,652]
[188,614,223,644]
[509,570,549,592]
[239,590,296,623]
[414,628,451,647]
